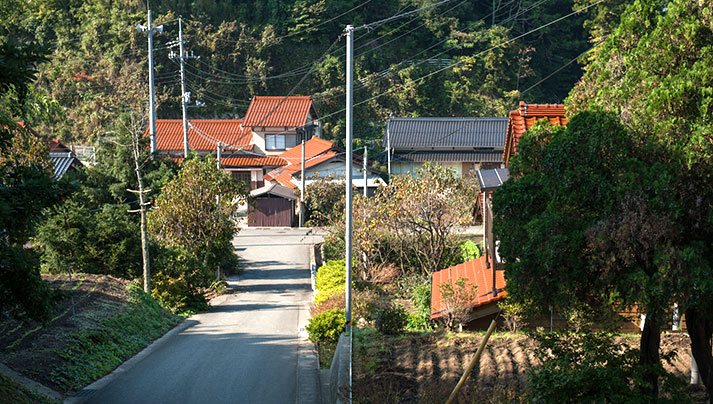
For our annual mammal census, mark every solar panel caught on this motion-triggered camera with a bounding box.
[477,167,510,191]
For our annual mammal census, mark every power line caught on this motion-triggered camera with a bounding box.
[520,38,605,95]
[357,0,459,32]
[318,0,605,124]
[251,33,344,129]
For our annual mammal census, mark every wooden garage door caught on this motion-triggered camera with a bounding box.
[249,197,293,227]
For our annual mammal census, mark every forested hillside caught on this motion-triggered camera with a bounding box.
[0,0,628,145]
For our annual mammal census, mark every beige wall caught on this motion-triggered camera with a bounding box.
[391,161,462,177]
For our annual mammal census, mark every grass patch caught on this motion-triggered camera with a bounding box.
[0,374,59,404]
[49,284,181,391]
[317,341,337,369]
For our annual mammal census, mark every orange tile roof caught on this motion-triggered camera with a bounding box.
[265,150,341,181]
[279,137,335,165]
[503,101,567,167]
[243,96,314,128]
[431,256,507,320]
[152,119,253,152]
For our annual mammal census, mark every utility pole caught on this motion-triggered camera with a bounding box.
[300,138,306,227]
[217,141,222,168]
[137,10,162,155]
[344,25,354,334]
[363,146,367,197]
[169,17,200,158]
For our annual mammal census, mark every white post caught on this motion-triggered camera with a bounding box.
[345,25,354,333]
[386,123,391,182]
[179,17,189,158]
[217,141,221,168]
[363,146,367,197]
[300,139,305,227]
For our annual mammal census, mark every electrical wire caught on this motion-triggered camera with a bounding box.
[520,38,605,95]
[184,0,373,45]
[318,0,605,125]
[357,0,458,32]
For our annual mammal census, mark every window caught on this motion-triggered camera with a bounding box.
[265,134,286,150]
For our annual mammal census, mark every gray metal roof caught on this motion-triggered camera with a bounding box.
[49,152,82,179]
[477,168,510,191]
[384,117,507,149]
[388,150,503,163]
[250,183,298,200]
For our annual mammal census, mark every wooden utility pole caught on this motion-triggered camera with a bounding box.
[128,130,152,294]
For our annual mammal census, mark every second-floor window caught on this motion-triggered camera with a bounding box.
[266,134,286,150]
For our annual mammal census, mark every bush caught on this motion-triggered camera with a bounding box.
[408,279,432,330]
[306,308,345,345]
[529,331,687,404]
[151,245,212,314]
[311,289,380,323]
[315,259,357,303]
[374,303,408,335]
[460,239,481,262]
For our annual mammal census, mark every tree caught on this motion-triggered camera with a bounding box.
[303,175,345,227]
[568,0,713,397]
[148,155,248,274]
[0,40,64,321]
[439,277,478,332]
[493,111,688,398]
[375,163,476,275]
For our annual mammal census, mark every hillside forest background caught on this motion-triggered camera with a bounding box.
[0,0,630,147]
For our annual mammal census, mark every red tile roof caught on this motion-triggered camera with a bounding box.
[503,101,567,166]
[431,256,507,320]
[242,96,314,128]
[152,119,253,152]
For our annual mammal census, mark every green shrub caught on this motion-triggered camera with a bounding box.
[374,303,408,335]
[315,259,357,303]
[460,239,481,262]
[311,289,380,322]
[529,331,687,404]
[151,245,212,314]
[306,308,345,345]
[408,280,432,330]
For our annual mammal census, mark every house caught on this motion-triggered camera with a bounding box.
[248,183,298,227]
[48,140,84,179]
[152,96,321,189]
[503,101,567,167]
[264,137,385,196]
[154,119,285,189]
[382,117,508,178]
[432,102,567,330]
[242,96,321,155]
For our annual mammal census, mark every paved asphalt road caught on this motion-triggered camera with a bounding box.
[82,228,314,404]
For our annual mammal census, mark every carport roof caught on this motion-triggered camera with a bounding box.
[250,183,298,200]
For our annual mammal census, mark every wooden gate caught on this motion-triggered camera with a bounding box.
[248,196,293,227]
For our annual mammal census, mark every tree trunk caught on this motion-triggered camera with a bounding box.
[686,307,713,400]
[639,314,661,397]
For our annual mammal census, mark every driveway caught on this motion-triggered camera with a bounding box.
[79,227,315,404]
